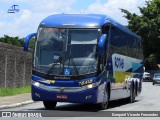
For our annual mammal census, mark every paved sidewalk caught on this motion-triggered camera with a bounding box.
[0,93,34,110]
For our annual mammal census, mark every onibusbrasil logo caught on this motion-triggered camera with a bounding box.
[7,5,20,13]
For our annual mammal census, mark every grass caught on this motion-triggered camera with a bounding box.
[0,86,31,97]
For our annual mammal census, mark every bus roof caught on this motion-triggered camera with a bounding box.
[39,14,141,40]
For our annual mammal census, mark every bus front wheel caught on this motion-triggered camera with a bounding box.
[97,86,109,110]
[43,101,57,110]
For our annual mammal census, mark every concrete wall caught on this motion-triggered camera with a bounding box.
[0,42,32,88]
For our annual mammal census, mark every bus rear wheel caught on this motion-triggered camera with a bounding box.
[97,86,109,110]
[153,81,155,85]
[43,101,57,110]
[127,82,135,103]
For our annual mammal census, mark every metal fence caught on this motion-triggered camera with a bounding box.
[0,42,32,88]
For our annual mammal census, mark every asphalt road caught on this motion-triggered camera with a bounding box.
[1,82,160,120]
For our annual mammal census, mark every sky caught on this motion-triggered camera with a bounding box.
[0,0,149,38]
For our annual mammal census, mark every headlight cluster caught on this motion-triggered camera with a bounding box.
[32,81,40,87]
[84,82,99,89]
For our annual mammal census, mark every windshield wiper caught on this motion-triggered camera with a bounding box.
[68,54,79,76]
[47,55,62,76]
[47,53,79,77]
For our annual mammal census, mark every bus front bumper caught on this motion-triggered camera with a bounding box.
[31,83,99,103]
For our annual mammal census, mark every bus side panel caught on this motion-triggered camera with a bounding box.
[109,54,143,100]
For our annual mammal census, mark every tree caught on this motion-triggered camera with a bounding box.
[0,35,36,50]
[0,35,23,47]
[28,38,36,49]
[121,0,160,70]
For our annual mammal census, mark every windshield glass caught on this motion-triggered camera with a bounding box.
[33,27,99,76]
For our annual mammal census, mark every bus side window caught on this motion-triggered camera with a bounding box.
[110,27,128,56]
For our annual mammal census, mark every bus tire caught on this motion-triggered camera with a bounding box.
[130,82,135,103]
[153,82,155,85]
[126,82,135,103]
[97,86,109,110]
[135,81,138,96]
[43,101,57,110]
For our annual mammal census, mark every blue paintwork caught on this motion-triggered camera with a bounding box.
[39,14,106,27]
[32,85,98,103]
[32,74,107,103]
[98,34,107,55]
[32,74,97,87]
[39,14,141,40]
[23,33,36,51]
[32,74,44,81]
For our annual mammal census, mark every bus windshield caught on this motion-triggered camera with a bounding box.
[33,27,99,76]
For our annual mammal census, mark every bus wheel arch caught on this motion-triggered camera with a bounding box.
[97,82,110,110]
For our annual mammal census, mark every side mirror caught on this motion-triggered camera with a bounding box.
[98,34,107,56]
[23,33,36,51]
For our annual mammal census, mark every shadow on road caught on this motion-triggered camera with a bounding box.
[108,99,139,109]
[27,99,139,112]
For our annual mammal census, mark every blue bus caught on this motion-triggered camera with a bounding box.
[24,14,143,110]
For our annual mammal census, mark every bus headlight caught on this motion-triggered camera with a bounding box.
[85,82,99,89]
[34,82,40,87]
[87,84,93,89]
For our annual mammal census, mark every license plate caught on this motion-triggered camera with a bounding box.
[56,94,68,99]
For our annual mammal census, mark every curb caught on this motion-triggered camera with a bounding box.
[0,100,34,110]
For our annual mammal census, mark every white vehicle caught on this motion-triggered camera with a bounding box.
[153,73,160,85]
[143,72,151,81]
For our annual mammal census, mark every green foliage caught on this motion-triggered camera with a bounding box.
[0,35,36,49]
[0,86,31,96]
[0,35,23,47]
[145,54,158,69]
[28,38,36,49]
[121,0,160,70]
